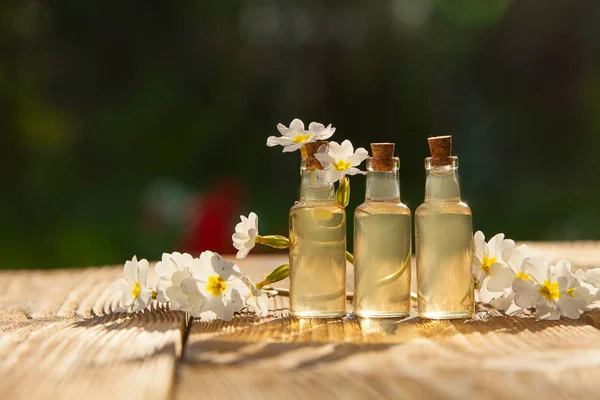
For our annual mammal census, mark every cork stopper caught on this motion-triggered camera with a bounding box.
[303,141,328,171]
[427,135,453,166]
[370,143,395,171]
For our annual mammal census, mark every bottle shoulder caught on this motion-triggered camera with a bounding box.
[415,200,471,216]
[355,201,411,216]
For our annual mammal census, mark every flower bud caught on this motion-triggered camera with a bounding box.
[257,264,290,289]
[336,176,350,207]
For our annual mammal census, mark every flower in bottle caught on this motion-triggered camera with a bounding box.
[315,140,369,183]
[267,119,335,153]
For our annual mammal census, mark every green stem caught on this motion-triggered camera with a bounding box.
[346,251,354,264]
[256,235,290,249]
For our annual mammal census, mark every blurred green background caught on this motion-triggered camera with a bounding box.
[2,0,599,270]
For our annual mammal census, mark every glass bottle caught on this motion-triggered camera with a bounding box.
[353,144,411,317]
[415,136,474,319]
[289,141,347,318]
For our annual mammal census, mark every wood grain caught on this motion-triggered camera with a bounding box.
[0,266,187,400]
[178,306,600,399]
[0,241,599,400]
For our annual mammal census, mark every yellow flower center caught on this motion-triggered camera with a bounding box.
[517,271,531,280]
[293,133,311,144]
[207,275,227,296]
[131,281,141,301]
[539,280,560,301]
[333,159,351,171]
[566,288,575,297]
[481,256,496,275]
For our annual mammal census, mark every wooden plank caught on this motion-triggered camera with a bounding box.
[178,307,600,399]
[178,241,600,400]
[0,266,187,400]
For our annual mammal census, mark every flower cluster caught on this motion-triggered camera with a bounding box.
[116,251,270,320]
[473,231,600,320]
[267,118,368,183]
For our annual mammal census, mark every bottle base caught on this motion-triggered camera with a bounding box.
[418,310,473,320]
[354,310,409,318]
[291,310,347,318]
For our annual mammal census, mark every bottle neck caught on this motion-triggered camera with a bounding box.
[424,157,461,202]
[299,168,335,202]
[365,157,400,203]
[365,170,400,202]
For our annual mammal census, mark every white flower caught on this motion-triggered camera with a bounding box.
[190,251,250,321]
[582,268,600,288]
[266,118,335,153]
[241,274,271,317]
[513,257,588,320]
[315,140,369,183]
[116,256,153,313]
[471,231,515,303]
[232,212,259,259]
[165,277,206,315]
[574,269,600,309]
[155,252,195,302]
[487,244,531,315]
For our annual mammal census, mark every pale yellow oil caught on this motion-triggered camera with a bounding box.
[354,203,411,317]
[415,202,474,319]
[289,203,347,317]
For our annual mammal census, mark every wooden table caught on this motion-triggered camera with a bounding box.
[2,241,600,400]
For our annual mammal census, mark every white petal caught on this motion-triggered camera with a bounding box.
[267,136,294,147]
[155,259,176,280]
[471,257,487,283]
[327,141,343,159]
[344,167,366,176]
[522,256,551,284]
[555,260,578,288]
[535,302,560,320]
[166,286,188,310]
[276,123,289,135]
[236,247,250,259]
[117,278,134,306]
[489,291,515,312]
[487,233,506,256]
[557,295,583,319]
[473,231,488,259]
[171,269,191,287]
[347,148,369,166]
[289,118,305,132]
[513,278,542,308]
[487,263,516,292]
[180,278,202,297]
[478,279,502,303]
[233,232,250,242]
[506,244,530,274]
[246,228,258,243]
[282,143,305,153]
[316,168,341,183]
[585,268,600,288]
[136,258,149,287]
[248,212,258,230]
[124,257,138,284]
[308,121,325,133]
[314,125,335,140]
[314,152,332,168]
[338,140,354,159]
